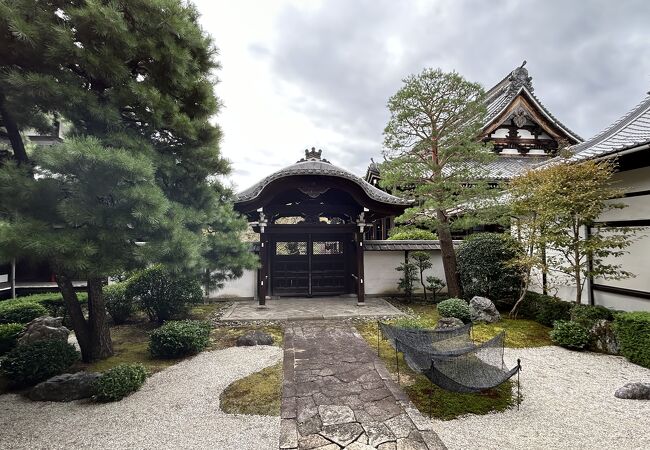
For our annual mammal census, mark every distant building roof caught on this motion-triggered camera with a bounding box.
[482,156,547,180]
[564,93,650,162]
[483,63,582,142]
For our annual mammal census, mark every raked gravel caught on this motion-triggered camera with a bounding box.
[0,345,282,450]
[433,346,650,450]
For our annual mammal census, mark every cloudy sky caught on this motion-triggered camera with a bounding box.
[192,0,650,191]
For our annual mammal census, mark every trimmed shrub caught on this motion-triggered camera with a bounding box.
[126,265,203,323]
[104,282,134,324]
[149,320,211,359]
[437,298,471,323]
[0,300,48,324]
[550,320,590,350]
[0,293,87,326]
[614,312,650,369]
[515,292,573,326]
[0,340,79,386]
[571,304,615,328]
[0,323,24,355]
[93,363,148,402]
[535,298,574,327]
[457,233,523,302]
[388,227,438,240]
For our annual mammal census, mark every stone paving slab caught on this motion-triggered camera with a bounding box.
[279,322,446,450]
[220,297,405,321]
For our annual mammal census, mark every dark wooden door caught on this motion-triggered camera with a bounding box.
[271,234,348,297]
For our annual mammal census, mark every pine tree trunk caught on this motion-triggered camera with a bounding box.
[436,209,461,298]
[87,277,113,360]
[0,93,29,163]
[55,275,113,362]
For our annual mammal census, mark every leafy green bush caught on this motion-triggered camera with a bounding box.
[550,320,590,350]
[437,298,471,322]
[149,320,211,359]
[388,227,438,240]
[535,298,574,327]
[457,233,523,302]
[93,363,148,402]
[571,304,615,328]
[392,315,439,329]
[104,282,134,324]
[0,300,48,324]
[0,323,24,355]
[0,293,87,326]
[125,265,203,322]
[614,312,650,369]
[396,261,418,301]
[0,340,79,386]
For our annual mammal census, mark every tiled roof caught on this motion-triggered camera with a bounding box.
[235,157,412,206]
[565,94,650,162]
[484,64,582,142]
[483,156,546,179]
[364,240,463,251]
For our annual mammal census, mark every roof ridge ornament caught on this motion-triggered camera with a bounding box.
[298,147,330,163]
[508,60,533,94]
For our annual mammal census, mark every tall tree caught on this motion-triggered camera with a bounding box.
[381,68,498,297]
[508,159,634,306]
[0,0,255,361]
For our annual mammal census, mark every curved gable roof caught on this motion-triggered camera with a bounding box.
[235,154,411,207]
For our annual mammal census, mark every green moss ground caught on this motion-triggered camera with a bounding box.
[356,300,549,420]
[219,361,283,416]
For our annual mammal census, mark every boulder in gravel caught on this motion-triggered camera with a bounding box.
[17,316,70,346]
[434,317,464,330]
[469,296,501,323]
[236,330,274,346]
[615,382,650,400]
[590,320,620,354]
[29,371,101,402]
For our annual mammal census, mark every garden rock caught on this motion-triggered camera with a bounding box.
[469,296,501,323]
[17,316,70,346]
[434,317,464,330]
[614,382,650,400]
[29,371,100,402]
[590,320,620,354]
[236,330,273,346]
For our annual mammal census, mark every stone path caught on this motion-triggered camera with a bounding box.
[221,297,405,321]
[280,322,446,450]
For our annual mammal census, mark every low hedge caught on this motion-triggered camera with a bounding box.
[515,292,573,326]
[0,292,87,324]
[550,320,591,350]
[0,340,79,386]
[437,298,471,323]
[0,300,48,324]
[571,304,615,328]
[0,323,24,355]
[614,312,650,369]
[149,320,211,359]
[93,363,148,402]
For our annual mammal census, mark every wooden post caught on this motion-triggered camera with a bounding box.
[10,258,16,299]
[356,231,365,305]
[259,237,268,306]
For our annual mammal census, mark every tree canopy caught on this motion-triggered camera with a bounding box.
[0,0,255,361]
[381,68,501,297]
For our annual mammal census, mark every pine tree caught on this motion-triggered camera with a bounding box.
[0,0,255,361]
[381,68,498,298]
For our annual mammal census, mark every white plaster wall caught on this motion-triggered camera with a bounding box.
[208,269,256,299]
[593,290,650,312]
[364,250,446,296]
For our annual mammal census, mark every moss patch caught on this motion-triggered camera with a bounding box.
[210,325,284,350]
[356,321,517,420]
[219,361,282,416]
[473,319,552,348]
